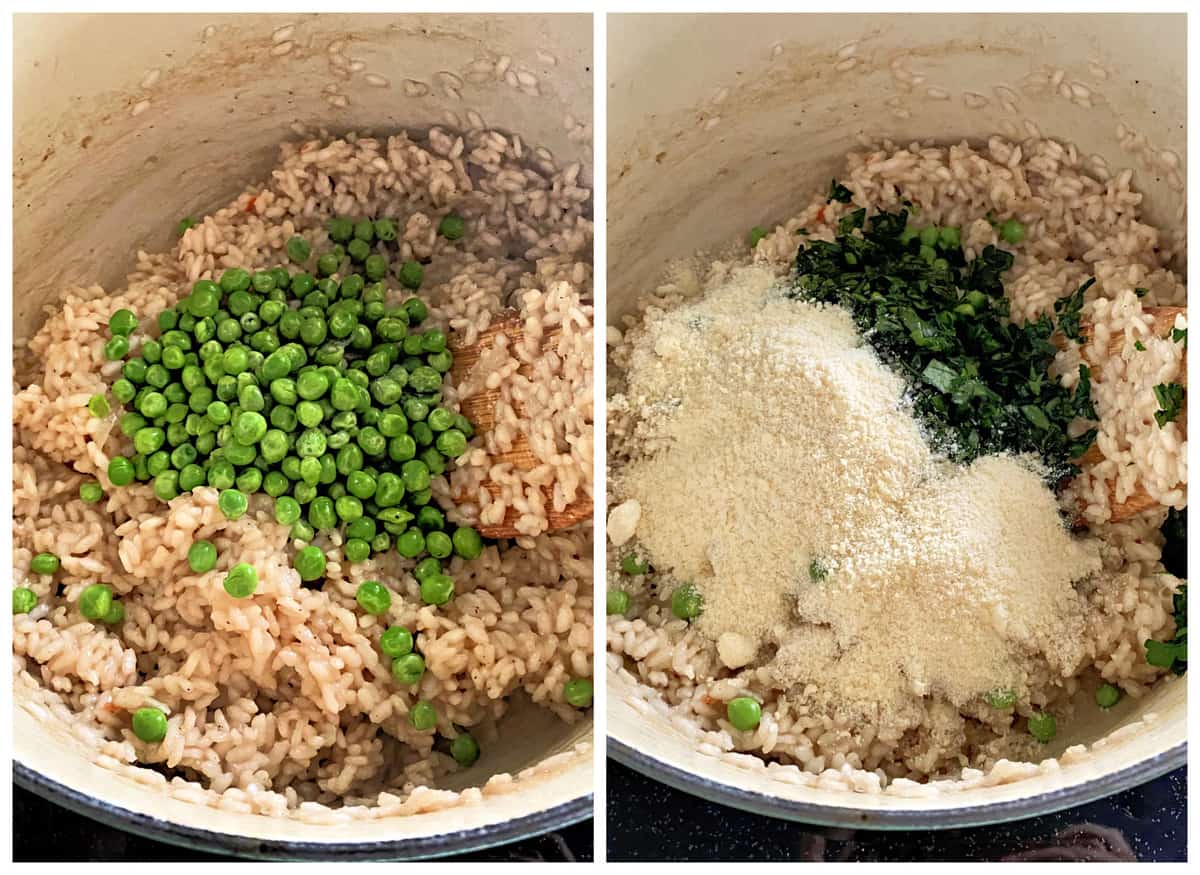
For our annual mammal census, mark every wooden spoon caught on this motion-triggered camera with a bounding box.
[1064,306,1186,522]
[448,311,593,539]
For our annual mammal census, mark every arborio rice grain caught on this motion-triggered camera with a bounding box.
[607,135,1185,795]
[14,128,593,819]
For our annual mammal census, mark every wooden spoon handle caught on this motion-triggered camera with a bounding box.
[448,313,592,539]
[1070,306,1186,522]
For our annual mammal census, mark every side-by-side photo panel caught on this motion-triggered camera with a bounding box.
[606,13,1186,862]
[13,12,594,862]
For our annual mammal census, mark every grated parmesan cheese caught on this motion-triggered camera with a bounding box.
[620,265,1103,724]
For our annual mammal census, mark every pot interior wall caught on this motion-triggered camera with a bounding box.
[607,12,1185,820]
[14,12,592,846]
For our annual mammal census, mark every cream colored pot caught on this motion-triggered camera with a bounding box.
[13,13,592,858]
[607,13,1185,828]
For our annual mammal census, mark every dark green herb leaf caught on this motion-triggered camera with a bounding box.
[790,209,1094,479]
[1153,382,1185,428]
[1172,327,1187,348]
[838,208,866,235]
[1135,340,1146,351]
[1134,287,1149,297]
[827,180,853,204]
[1054,278,1094,343]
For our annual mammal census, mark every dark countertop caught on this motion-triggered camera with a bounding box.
[12,783,591,862]
[607,759,1185,862]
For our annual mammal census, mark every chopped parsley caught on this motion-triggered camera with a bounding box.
[1134,286,1149,298]
[1172,327,1187,348]
[827,179,853,204]
[1134,340,1146,352]
[789,208,1096,479]
[1153,382,1185,428]
[809,557,829,582]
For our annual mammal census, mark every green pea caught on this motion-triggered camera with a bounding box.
[307,496,336,531]
[438,214,466,241]
[427,349,453,373]
[607,590,631,615]
[450,733,479,767]
[79,583,113,620]
[218,489,248,520]
[275,496,301,526]
[621,554,650,576]
[334,495,363,523]
[79,481,104,504]
[179,464,206,491]
[132,707,169,743]
[294,545,326,581]
[344,538,371,562]
[398,260,424,290]
[370,532,392,553]
[317,252,340,276]
[670,583,703,620]
[291,520,316,543]
[425,531,453,559]
[103,335,130,361]
[220,563,258,599]
[563,678,593,708]
[388,434,417,462]
[87,394,111,418]
[727,697,762,731]
[401,460,431,493]
[364,254,388,281]
[236,468,262,493]
[409,700,437,731]
[419,574,454,606]
[391,652,426,685]
[123,358,148,383]
[112,379,136,404]
[232,411,268,445]
[153,470,180,501]
[1028,712,1057,743]
[328,216,354,242]
[286,235,312,263]
[452,527,483,560]
[402,297,429,325]
[938,226,961,249]
[396,528,426,559]
[108,457,135,486]
[345,470,377,500]
[1096,683,1121,709]
[356,580,392,615]
[30,552,61,575]
[346,238,370,264]
[413,557,442,582]
[984,688,1017,709]
[187,280,221,317]
[999,217,1026,245]
[13,587,37,614]
[185,540,217,574]
[436,429,468,458]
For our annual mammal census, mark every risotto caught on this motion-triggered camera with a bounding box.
[606,135,1186,793]
[13,127,594,821]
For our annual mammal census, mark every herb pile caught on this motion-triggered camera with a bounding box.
[790,200,1095,480]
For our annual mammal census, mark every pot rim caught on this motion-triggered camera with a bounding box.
[607,736,1186,830]
[14,759,592,861]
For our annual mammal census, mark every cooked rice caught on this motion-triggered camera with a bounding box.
[13,127,593,819]
[607,135,1185,793]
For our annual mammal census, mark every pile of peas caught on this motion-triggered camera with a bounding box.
[99,239,484,596]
